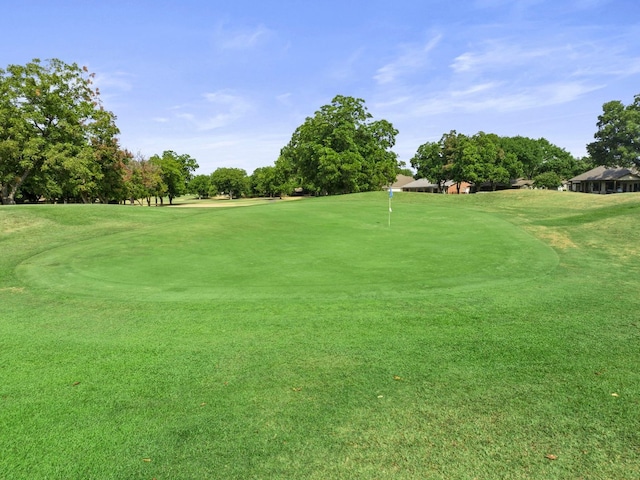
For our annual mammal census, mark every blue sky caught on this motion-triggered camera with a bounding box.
[3,0,640,174]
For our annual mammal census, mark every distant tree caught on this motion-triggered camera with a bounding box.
[587,94,640,169]
[122,157,144,205]
[210,167,248,199]
[279,95,399,195]
[499,136,583,180]
[251,166,279,197]
[0,58,121,204]
[149,150,198,205]
[189,174,212,199]
[499,136,544,179]
[270,156,298,196]
[412,131,521,192]
[123,154,163,205]
[533,138,583,179]
[447,132,477,191]
[533,171,563,189]
[410,134,450,192]
[397,166,414,177]
[473,132,521,190]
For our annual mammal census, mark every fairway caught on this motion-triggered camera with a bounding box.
[1,191,639,479]
[16,195,557,302]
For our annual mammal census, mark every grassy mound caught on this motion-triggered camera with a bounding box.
[16,193,557,301]
[1,191,639,479]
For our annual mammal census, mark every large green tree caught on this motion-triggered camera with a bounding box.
[0,58,120,205]
[411,131,522,192]
[472,132,520,190]
[250,166,279,197]
[412,131,586,191]
[123,154,164,206]
[410,131,455,192]
[210,167,248,199]
[587,94,640,169]
[188,174,212,199]
[501,136,585,180]
[149,150,198,205]
[278,95,399,195]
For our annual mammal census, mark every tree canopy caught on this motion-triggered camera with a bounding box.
[278,95,399,195]
[411,131,522,191]
[149,150,199,205]
[0,58,126,204]
[587,94,640,169]
[411,131,586,191]
[210,167,248,199]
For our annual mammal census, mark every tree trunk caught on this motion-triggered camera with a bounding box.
[1,168,32,205]
[1,184,15,205]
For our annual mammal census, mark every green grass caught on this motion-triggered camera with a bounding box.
[1,191,639,479]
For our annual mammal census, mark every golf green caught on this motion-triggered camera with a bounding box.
[16,195,558,302]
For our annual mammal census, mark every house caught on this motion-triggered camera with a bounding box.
[511,178,534,189]
[401,178,440,193]
[445,181,473,194]
[386,174,415,192]
[568,166,640,194]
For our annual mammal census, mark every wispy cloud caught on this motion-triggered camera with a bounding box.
[276,93,292,106]
[214,23,272,50]
[173,90,252,131]
[450,41,558,74]
[92,70,134,95]
[328,48,366,81]
[377,80,602,119]
[374,34,443,85]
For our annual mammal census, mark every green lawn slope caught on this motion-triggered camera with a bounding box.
[1,191,638,479]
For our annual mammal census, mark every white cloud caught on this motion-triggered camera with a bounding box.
[450,82,501,97]
[450,41,555,74]
[214,23,272,50]
[374,34,443,85]
[329,47,366,81]
[168,90,253,131]
[276,93,293,106]
[92,70,134,92]
[376,79,603,123]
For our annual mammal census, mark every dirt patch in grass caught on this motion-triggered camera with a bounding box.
[0,286,25,294]
[525,225,577,249]
[0,215,48,235]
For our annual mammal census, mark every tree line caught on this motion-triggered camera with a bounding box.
[2,58,638,205]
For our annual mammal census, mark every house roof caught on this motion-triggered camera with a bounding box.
[389,174,416,188]
[569,165,640,182]
[512,178,534,187]
[402,178,439,189]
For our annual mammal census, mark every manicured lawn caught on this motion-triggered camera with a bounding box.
[1,191,639,478]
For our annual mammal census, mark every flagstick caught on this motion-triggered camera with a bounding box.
[388,189,392,227]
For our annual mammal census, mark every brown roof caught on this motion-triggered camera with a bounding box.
[511,178,534,187]
[402,178,439,189]
[569,165,640,182]
[389,174,416,188]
